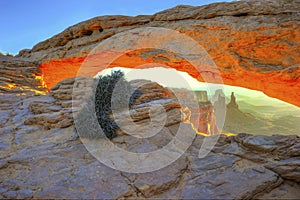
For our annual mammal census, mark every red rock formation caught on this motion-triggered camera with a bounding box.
[40,50,300,107]
[0,56,47,95]
[19,0,300,106]
[174,88,218,135]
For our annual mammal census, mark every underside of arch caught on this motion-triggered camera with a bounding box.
[40,49,300,107]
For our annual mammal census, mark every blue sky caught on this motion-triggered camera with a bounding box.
[0,0,231,55]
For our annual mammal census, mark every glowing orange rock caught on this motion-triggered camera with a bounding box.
[39,51,300,107]
[20,0,299,107]
[40,57,84,90]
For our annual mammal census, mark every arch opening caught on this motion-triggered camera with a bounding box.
[95,66,300,136]
[39,49,300,108]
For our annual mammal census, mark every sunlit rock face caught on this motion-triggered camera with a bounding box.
[174,89,219,135]
[0,56,47,95]
[17,0,300,106]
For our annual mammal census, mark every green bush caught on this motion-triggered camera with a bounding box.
[94,70,141,139]
[5,52,14,57]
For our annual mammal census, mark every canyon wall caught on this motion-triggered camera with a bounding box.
[17,0,300,106]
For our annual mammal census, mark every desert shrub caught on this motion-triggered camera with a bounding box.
[94,70,141,139]
[5,52,14,57]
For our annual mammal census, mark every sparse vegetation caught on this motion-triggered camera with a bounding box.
[0,51,14,57]
[5,52,14,57]
[94,70,141,139]
[6,52,14,57]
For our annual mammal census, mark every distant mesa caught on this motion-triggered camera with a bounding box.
[221,91,267,135]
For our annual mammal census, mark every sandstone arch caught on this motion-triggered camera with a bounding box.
[40,47,300,107]
[18,0,299,107]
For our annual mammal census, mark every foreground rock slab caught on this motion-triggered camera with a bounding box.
[1,88,299,198]
[1,120,299,199]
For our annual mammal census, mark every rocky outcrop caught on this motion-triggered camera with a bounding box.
[23,78,77,129]
[0,56,46,95]
[23,77,182,132]
[17,0,300,107]
[227,92,238,109]
[169,88,219,134]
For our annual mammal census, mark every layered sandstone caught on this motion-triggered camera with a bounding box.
[17,0,300,106]
[0,56,46,95]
